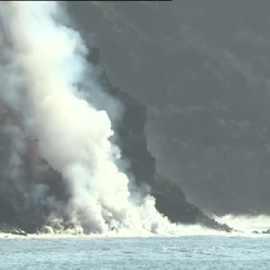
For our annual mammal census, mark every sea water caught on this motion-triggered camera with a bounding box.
[1,235,270,269]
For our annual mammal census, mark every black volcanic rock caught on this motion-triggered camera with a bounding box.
[0,197,17,223]
[97,62,231,232]
[0,198,39,234]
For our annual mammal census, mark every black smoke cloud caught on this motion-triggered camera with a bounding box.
[66,0,270,216]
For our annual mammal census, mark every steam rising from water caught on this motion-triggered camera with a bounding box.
[215,215,270,233]
[0,1,184,234]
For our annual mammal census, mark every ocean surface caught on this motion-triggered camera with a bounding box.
[1,235,270,269]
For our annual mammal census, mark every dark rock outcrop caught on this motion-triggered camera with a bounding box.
[252,229,270,235]
[97,61,231,232]
[0,198,39,234]
[0,197,17,224]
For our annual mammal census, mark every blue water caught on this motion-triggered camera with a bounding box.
[1,236,270,269]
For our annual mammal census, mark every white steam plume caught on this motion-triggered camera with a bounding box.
[0,1,180,235]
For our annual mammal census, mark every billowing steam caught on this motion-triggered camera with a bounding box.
[0,1,181,234]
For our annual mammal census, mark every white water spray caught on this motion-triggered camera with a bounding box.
[215,215,270,233]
